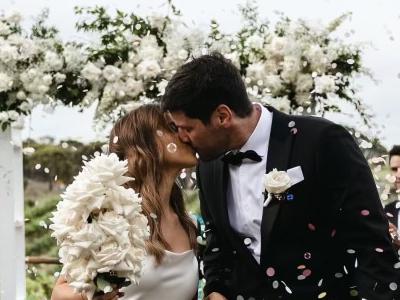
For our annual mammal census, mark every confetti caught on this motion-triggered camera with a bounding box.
[375,247,384,253]
[389,282,398,291]
[266,267,275,277]
[297,275,306,280]
[335,272,343,278]
[346,249,356,254]
[44,168,50,174]
[308,223,316,231]
[318,292,327,299]
[288,121,296,128]
[349,289,358,297]
[113,136,119,143]
[34,163,41,170]
[290,128,298,135]
[272,280,279,289]
[150,213,157,219]
[211,247,220,252]
[156,130,164,137]
[304,252,312,260]
[331,229,336,237]
[302,269,312,277]
[297,265,306,270]
[360,209,370,216]
[167,143,177,153]
[244,238,252,246]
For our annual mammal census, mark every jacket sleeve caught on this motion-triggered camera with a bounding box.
[316,124,400,300]
[197,165,233,299]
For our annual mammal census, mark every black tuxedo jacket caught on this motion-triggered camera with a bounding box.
[385,201,399,228]
[197,107,399,300]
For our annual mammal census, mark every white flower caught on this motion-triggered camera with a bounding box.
[314,75,337,94]
[245,35,264,49]
[0,22,11,36]
[269,36,288,57]
[148,14,166,31]
[262,95,291,114]
[0,72,13,92]
[54,73,67,84]
[246,62,267,82]
[64,45,87,72]
[7,110,19,121]
[19,99,33,112]
[81,63,103,83]
[137,60,161,79]
[281,56,301,83]
[137,35,163,62]
[264,168,292,194]
[294,93,310,106]
[103,65,122,82]
[304,44,328,72]
[0,111,9,123]
[156,79,168,96]
[125,78,143,98]
[295,74,314,93]
[0,43,19,64]
[265,75,283,95]
[43,51,64,71]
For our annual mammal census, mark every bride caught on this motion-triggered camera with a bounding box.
[51,104,199,300]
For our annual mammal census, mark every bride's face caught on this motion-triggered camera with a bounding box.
[157,127,198,169]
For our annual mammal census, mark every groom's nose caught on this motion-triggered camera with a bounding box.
[178,128,190,144]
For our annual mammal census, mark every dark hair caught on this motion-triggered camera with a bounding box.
[108,104,197,264]
[389,145,400,161]
[161,52,252,124]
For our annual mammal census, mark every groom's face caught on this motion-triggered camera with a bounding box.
[166,110,229,161]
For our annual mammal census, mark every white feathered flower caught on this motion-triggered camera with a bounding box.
[50,153,150,300]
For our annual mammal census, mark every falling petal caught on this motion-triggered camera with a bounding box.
[167,143,177,153]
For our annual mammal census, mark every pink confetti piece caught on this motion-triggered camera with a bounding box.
[361,209,370,216]
[266,267,275,277]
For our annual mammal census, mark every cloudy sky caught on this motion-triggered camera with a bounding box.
[2,0,400,147]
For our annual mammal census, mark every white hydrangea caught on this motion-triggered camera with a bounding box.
[245,35,264,49]
[103,65,123,82]
[281,55,301,83]
[136,60,161,79]
[0,72,13,92]
[261,95,291,114]
[265,75,284,95]
[50,153,149,299]
[43,51,64,72]
[64,45,87,72]
[125,78,143,98]
[0,22,11,36]
[81,63,103,83]
[0,43,19,64]
[295,74,314,93]
[269,36,288,57]
[246,62,267,83]
[314,75,337,94]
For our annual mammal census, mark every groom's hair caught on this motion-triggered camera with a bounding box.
[389,145,400,161]
[161,52,252,124]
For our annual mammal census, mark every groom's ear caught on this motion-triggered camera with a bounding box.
[212,104,232,128]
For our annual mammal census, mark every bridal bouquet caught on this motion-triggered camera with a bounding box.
[50,153,150,299]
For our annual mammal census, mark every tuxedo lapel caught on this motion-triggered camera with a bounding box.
[260,107,296,266]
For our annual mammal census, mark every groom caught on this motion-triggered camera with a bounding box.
[161,53,399,299]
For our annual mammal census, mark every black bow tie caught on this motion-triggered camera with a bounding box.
[222,150,262,166]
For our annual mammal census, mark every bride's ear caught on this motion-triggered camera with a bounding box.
[212,104,232,128]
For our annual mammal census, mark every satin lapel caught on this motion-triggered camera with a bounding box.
[260,108,296,266]
[212,158,232,233]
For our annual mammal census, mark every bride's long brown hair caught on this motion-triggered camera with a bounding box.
[108,104,197,263]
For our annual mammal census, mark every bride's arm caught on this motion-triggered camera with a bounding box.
[51,276,84,300]
[51,277,121,300]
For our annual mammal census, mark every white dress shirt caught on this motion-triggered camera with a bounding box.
[227,104,273,264]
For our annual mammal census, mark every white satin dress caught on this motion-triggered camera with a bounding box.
[121,250,198,300]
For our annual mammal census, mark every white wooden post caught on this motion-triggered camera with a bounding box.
[0,121,26,300]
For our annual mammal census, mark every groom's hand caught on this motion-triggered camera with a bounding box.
[205,292,228,300]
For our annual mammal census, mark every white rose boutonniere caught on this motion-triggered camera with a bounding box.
[263,168,292,207]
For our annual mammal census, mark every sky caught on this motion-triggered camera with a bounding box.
[2,0,400,148]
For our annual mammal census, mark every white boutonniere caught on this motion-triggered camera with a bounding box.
[263,168,292,207]
[263,166,304,207]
